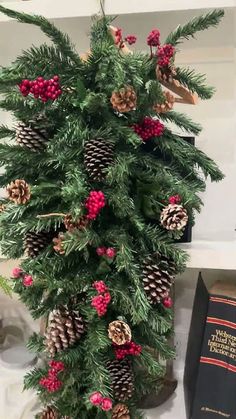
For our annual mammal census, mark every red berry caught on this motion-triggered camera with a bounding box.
[163,297,173,308]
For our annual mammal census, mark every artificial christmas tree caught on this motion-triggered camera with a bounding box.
[0,4,224,418]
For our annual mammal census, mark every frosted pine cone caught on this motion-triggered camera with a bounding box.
[110,86,137,113]
[153,91,175,113]
[112,403,130,419]
[45,308,85,357]
[108,321,132,345]
[6,179,31,204]
[160,204,188,231]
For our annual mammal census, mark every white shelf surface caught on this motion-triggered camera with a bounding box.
[180,240,236,270]
[0,0,234,22]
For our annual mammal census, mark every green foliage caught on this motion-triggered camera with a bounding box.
[0,275,12,297]
[165,9,224,45]
[0,5,224,419]
[175,67,215,99]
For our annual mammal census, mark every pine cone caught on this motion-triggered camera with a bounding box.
[112,404,130,419]
[84,138,114,181]
[157,65,177,83]
[160,204,188,231]
[107,359,134,401]
[53,232,65,254]
[6,179,31,204]
[142,253,174,304]
[108,321,132,345]
[45,308,85,357]
[64,214,89,232]
[153,91,175,113]
[110,86,137,113]
[16,121,49,152]
[40,406,58,419]
[24,230,53,258]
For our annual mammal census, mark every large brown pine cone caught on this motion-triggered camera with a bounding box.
[160,204,188,231]
[110,86,137,113]
[112,403,130,419]
[108,320,132,345]
[153,91,175,114]
[142,253,174,304]
[84,138,114,181]
[16,121,49,152]
[24,230,53,258]
[107,359,134,401]
[6,179,31,204]
[40,406,58,419]
[45,308,85,357]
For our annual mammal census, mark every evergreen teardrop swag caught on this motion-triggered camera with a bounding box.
[0,4,224,419]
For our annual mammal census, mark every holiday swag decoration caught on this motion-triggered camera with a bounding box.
[0,4,224,418]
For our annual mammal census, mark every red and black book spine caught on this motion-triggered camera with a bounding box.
[192,293,236,419]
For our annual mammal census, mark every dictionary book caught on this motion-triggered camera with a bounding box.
[184,275,236,419]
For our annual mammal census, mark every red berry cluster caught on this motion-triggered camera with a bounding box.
[125,35,137,45]
[132,117,165,141]
[11,267,33,287]
[93,280,108,294]
[90,392,113,411]
[113,341,142,360]
[147,29,160,47]
[19,76,62,102]
[115,28,137,48]
[115,28,124,48]
[169,194,181,205]
[85,191,106,220]
[157,44,175,67]
[96,246,116,259]
[39,360,65,393]
[91,281,111,317]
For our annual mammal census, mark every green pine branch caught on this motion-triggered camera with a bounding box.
[160,110,202,135]
[165,9,224,46]
[0,275,12,297]
[175,66,215,100]
[0,5,81,65]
